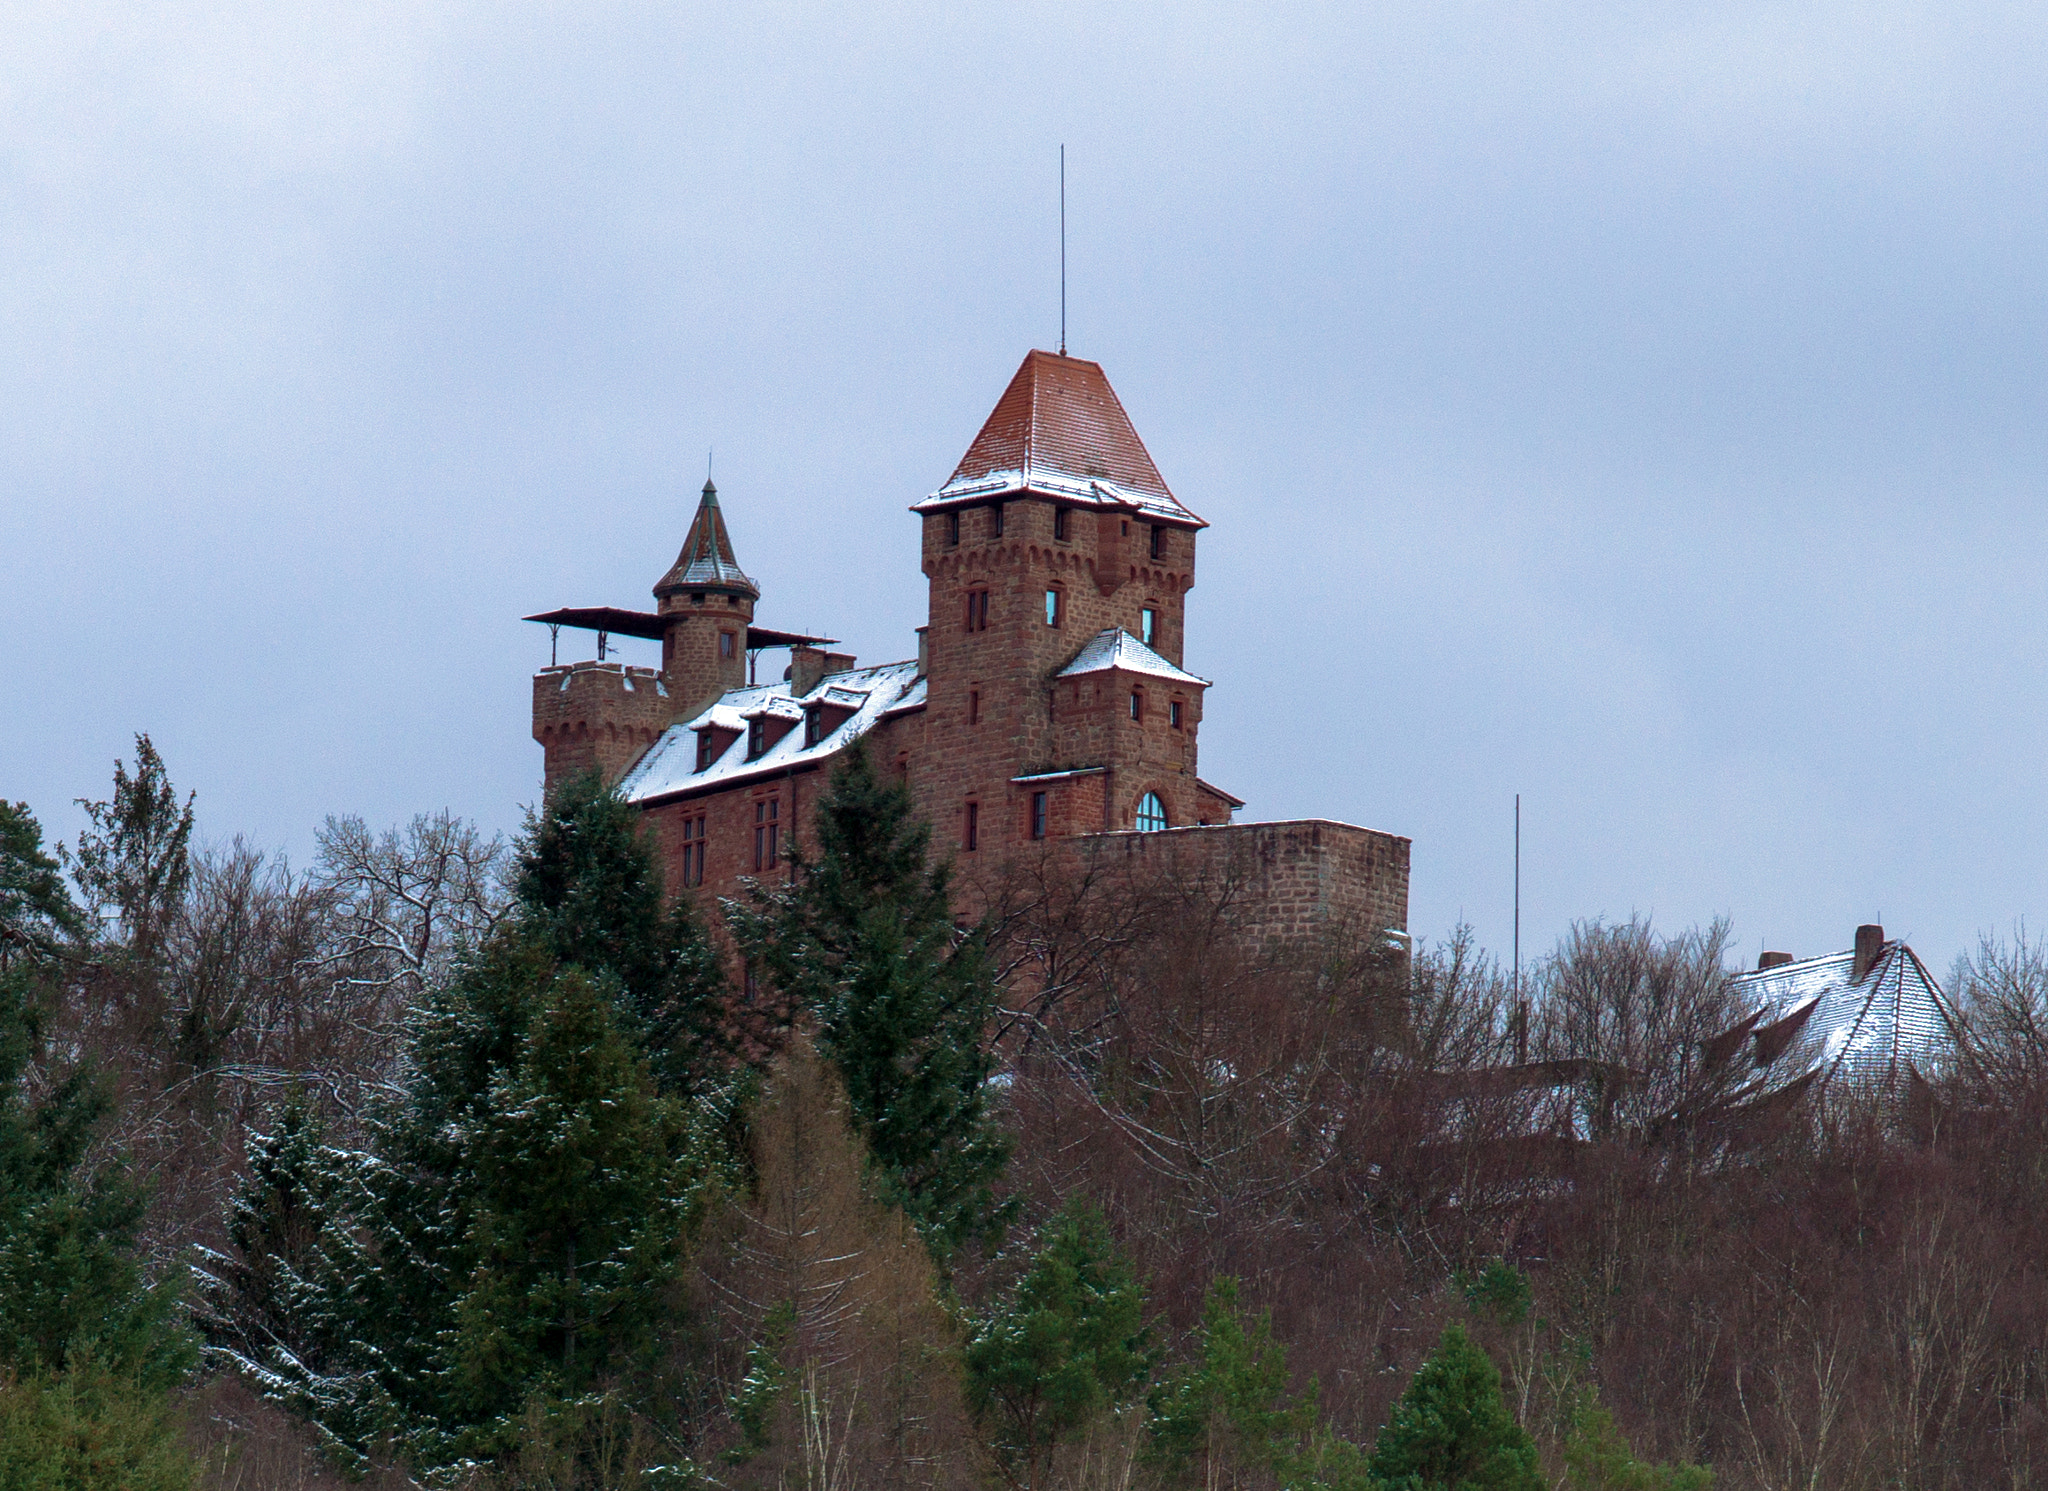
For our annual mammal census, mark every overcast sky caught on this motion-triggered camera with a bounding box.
[5,2,2044,976]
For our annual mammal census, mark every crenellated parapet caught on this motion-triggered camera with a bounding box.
[532,662,674,794]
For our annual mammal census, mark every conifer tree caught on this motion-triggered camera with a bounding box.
[738,744,1010,1251]
[63,733,193,964]
[515,771,733,1101]
[965,1197,1150,1491]
[1150,1276,1315,1486]
[0,801,82,968]
[1366,1324,1543,1491]
[1560,1391,1711,1491]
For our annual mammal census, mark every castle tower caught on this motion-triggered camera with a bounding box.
[654,479,760,721]
[908,350,1219,857]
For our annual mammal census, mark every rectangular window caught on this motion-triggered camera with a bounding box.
[1150,525,1166,560]
[965,588,990,633]
[1141,607,1158,647]
[968,689,980,725]
[965,800,979,851]
[991,503,1005,537]
[1044,588,1062,627]
[754,797,780,871]
[1053,507,1069,540]
[804,709,820,748]
[1130,691,1143,721]
[696,732,715,771]
[681,815,707,887]
[747,719,765,758]
[1031,791,1048,840]
[1169,699,1183,729]
[946,511,960,546]
[719,630,737,660]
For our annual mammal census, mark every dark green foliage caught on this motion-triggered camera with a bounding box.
[1150,1277,1314,1484]
[738,744,1010,1251]
[515,771,733,1101]
[1561,1393,1711,1491]
[1459,1262,1532,1330]
[0,972,192,1388]
[63,734,193,959]
[0,1360,195,1491]
[723,1300,793,1463]
[965,1197,1149,1488]
[0,803,81,969]
[1367,1324,1542,1491]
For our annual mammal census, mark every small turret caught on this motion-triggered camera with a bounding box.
[655,480,760,720]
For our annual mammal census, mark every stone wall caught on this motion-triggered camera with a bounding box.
[1056,818,1411,943]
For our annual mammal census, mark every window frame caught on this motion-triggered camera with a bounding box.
[964,800,980,852]
[753,796,780,871]
[1150,525,1167,560]
[946,510,960,547]
[747,718,765,759]
[1044,587,1063,628]
[1169,699,1183,730]
[1129,689,1144,722]
[1140,606,1158,647]
[719,630,737,660]
[1053,506,1069,541]
[1136,791,1168,833]
[991,502,1005,538]
[965,587,991,633]
[1030,790,1048,841]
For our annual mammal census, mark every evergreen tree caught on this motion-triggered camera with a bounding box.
[1150,1277,1316,1486]
[515,771,733,1101]
[965,1196,1150,1491]
[1366,1324,1542,1491]
[63,733,193,963]
[0,801,82,969]
[0,971,192,1387]
[1560,1392,1711,1491]
[0,1361,195,1491]
[738,744,1010,1251]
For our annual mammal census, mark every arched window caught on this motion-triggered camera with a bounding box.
[1135,792,1168,833]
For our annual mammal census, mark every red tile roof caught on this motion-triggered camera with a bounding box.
[918,350,1204,526]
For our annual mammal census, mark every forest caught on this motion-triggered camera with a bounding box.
[3,734,2046,1490]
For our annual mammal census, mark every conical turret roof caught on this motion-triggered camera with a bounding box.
[913,350,1205,527]
[655,480,759,599]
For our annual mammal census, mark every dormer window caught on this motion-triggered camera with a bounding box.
[696,732,716,771]
[804,708,822,748]
[1053,507,1069,541]
[1141,606,1158,647]
[1150,525,1167,560]
[748,718,766,758]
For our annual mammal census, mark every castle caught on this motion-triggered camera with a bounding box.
[529,349,1410,942]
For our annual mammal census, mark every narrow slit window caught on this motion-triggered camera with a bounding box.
[965,801,979,851]
[1130,690,1143,721]
[946,511,960,546]
[719,631,737,660]
[968,689,980,725]
[1141,607,1158,647]
[965,588,990,633]
[1150,525,1167,560]
[991,503,1005,537]
[1053,507,1069,540]
[1031,791,1048,840]
[1169,699,1183,730]
[1044,589,1062,627]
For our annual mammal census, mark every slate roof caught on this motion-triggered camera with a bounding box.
[914,350,1206,527]
[617,660,925,805]
[655,480,759,599]
[1055,628,1210,687]
[1725,939,1964,1087]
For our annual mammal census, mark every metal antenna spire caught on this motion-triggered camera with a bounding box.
[1059,144,1067,356]
[1514,793,1526,1065]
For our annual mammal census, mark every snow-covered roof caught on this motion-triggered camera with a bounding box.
[913,350,1206,528]
[1055,628,1211,687]
[617,659,924,805]
[1725,940,1963,1087]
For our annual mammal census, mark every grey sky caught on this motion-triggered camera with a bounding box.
[5,3,2044,976]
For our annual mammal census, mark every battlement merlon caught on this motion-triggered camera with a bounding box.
[532,662,675,794]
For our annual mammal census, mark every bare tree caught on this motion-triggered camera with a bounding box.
[1949,926,2048,1098]
[311,811,510,1003]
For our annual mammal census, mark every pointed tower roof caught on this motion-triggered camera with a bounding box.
[913,350,1206,527]
[655,480,759,600]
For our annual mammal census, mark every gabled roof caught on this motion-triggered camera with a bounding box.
[1055,628,1210,687]
[617,660,924,805]
[655,480,759,599]
[1725,939,1963,1087]
[914,350,1206,527]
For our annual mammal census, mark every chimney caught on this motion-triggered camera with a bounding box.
[823,651,857,675]
[1759,951,1794,970]
[1852,923,1885,982]
[789,647,828,697]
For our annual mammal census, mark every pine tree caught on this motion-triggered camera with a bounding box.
[0,801,82,969]
[737,744,1010,1251]
[965,1196,1150,1491]
[0,971,193,1388]
[515,771,734,1101]
[1560,1391,1711,1491]
[1150,1277,1315,1486]
[63,733,193,964]
[1366,1323,1543,1491]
